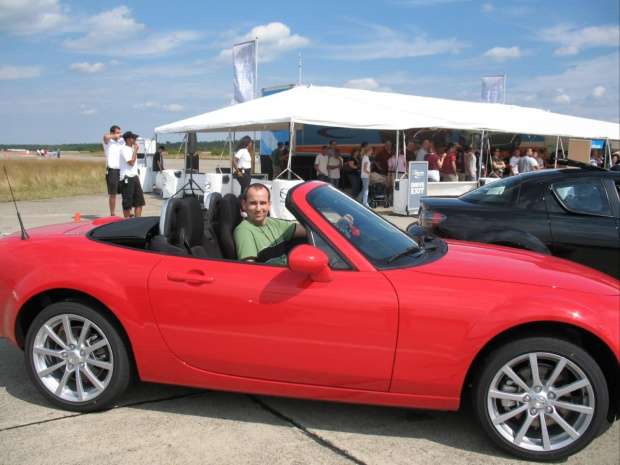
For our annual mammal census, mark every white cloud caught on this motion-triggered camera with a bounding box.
[328,26,467,61]
[69,62,105,73]
[481,3,493,13]
[554,46,579,57]
[0,0,69,36]
[344,78,392,92]
[591,86,606,98]
[164,104,184,112]
[0,65,42,79]
[542,25,620,56]
[78,105,97,115]
[133,102,159,109]
[58,6,202,56]
[509,52,619,121]
[216,22,310,65]
[553,94,571,104]
[482,46,528,63]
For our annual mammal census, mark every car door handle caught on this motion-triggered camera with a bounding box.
[167,271,215,284]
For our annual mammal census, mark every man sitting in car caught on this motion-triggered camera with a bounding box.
[234,184,306,265]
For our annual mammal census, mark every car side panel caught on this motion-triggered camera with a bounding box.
[147,255,399,391]
[384,268,612,399]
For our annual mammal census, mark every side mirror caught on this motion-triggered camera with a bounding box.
[288,245,334,283]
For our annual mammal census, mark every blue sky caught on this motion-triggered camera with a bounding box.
[1,0,618,144]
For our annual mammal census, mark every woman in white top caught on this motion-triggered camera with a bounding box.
[233,135,253,194]
[356,147,372,207]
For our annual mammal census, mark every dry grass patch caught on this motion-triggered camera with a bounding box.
[0,158,106,202]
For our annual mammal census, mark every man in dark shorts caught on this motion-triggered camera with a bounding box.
[119,131,145,218]
[103,125,124,216]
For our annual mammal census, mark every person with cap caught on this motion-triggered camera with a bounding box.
[119,131,145,218]
[103,125,124,216]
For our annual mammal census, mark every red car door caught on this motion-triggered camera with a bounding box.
[147,256,398,391]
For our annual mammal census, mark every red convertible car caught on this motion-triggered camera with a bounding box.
[0,181,618,461]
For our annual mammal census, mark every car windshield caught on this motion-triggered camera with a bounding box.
[306,185,422,270]
[460,176,521,206]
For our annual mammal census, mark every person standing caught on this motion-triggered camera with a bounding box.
[508,149,521,176]
[327,148,343,188]
[490,149,506,177]
[416,139,431,161]
[103,125,124,216]
[405,140,418,163]
[374,140,393,177]
[440,143,459,182]
[271,142,283,179]
[314,145,329,181]
[233,136,253,194]
[518,148,541,173]
[119,131,145,218]
[465,151,477,181]
[357,146,372,207]
[152,145,165,173]
[346,148,362,198]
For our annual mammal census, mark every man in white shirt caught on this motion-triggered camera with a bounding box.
[314,145,329,181]
[508,149,521,176]
[103,125,124,216]
[119,131,145,218]
[415,139,431,161]
[518,148,541,173]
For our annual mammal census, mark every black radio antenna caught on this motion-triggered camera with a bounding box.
[3,166,29,239]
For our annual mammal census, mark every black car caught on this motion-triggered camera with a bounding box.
[413,166,620,278]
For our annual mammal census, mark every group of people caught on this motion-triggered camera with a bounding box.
[489,148,553,178]
[103,125,147,218]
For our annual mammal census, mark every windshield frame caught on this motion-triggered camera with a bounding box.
[304,185,426,270]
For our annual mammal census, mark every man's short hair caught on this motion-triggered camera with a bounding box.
[110,125,120,133]
[158,145,165,151]
[321,145,329,150]
[243,183,271,202]
[277,142,283,147]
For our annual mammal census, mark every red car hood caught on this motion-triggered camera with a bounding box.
[415,240,619,295]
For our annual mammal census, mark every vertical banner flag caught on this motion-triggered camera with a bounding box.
[231,40,257,105]
[482,75,506,103]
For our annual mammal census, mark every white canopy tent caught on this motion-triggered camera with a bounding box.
[155,85,619,140]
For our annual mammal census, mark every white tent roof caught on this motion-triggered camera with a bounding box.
[155,85,620,141]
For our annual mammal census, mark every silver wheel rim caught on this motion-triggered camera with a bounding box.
[32,314,114,403]
[487,351,594,453]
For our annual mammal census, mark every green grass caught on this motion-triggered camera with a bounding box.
[0,158,106,202]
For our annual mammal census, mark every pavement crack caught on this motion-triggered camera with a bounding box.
[0,390,207,432]
[249,395,368,465]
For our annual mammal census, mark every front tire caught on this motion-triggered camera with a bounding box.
[25,302,132,412]
[473,337,608,461]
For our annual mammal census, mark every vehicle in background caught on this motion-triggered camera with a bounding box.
[413,165,620,278]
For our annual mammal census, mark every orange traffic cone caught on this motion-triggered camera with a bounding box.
[74,212,81,222]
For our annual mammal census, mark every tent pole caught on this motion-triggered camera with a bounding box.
[288,121,294,180]
[554,135,559,169]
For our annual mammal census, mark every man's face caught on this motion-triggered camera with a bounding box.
[385,141,392,151]
[321,147,328,155]
[242,187,271,227]
[422,140,431,149]
[114,128,122,136]
[526,149,533,157]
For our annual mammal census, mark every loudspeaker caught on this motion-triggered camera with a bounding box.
[187,132,197,154]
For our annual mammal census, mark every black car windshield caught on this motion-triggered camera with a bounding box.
[460,176,521,206]
[306,185,422,270]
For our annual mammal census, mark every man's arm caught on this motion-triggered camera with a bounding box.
[127,143,138,166]
[103,133,121,144]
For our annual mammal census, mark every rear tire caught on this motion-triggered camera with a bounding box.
[25,302,132,412]
[473,337,608,461]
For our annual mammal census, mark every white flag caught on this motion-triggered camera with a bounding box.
[482,75,505,103]
[231,40,256,105]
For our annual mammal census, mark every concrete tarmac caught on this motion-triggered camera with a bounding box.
[0,158,618,464]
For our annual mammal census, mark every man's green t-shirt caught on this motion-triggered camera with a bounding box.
[234,217,296,265]
[271,148,282,168]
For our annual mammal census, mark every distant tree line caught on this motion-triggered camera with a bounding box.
[1,140,259,156]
